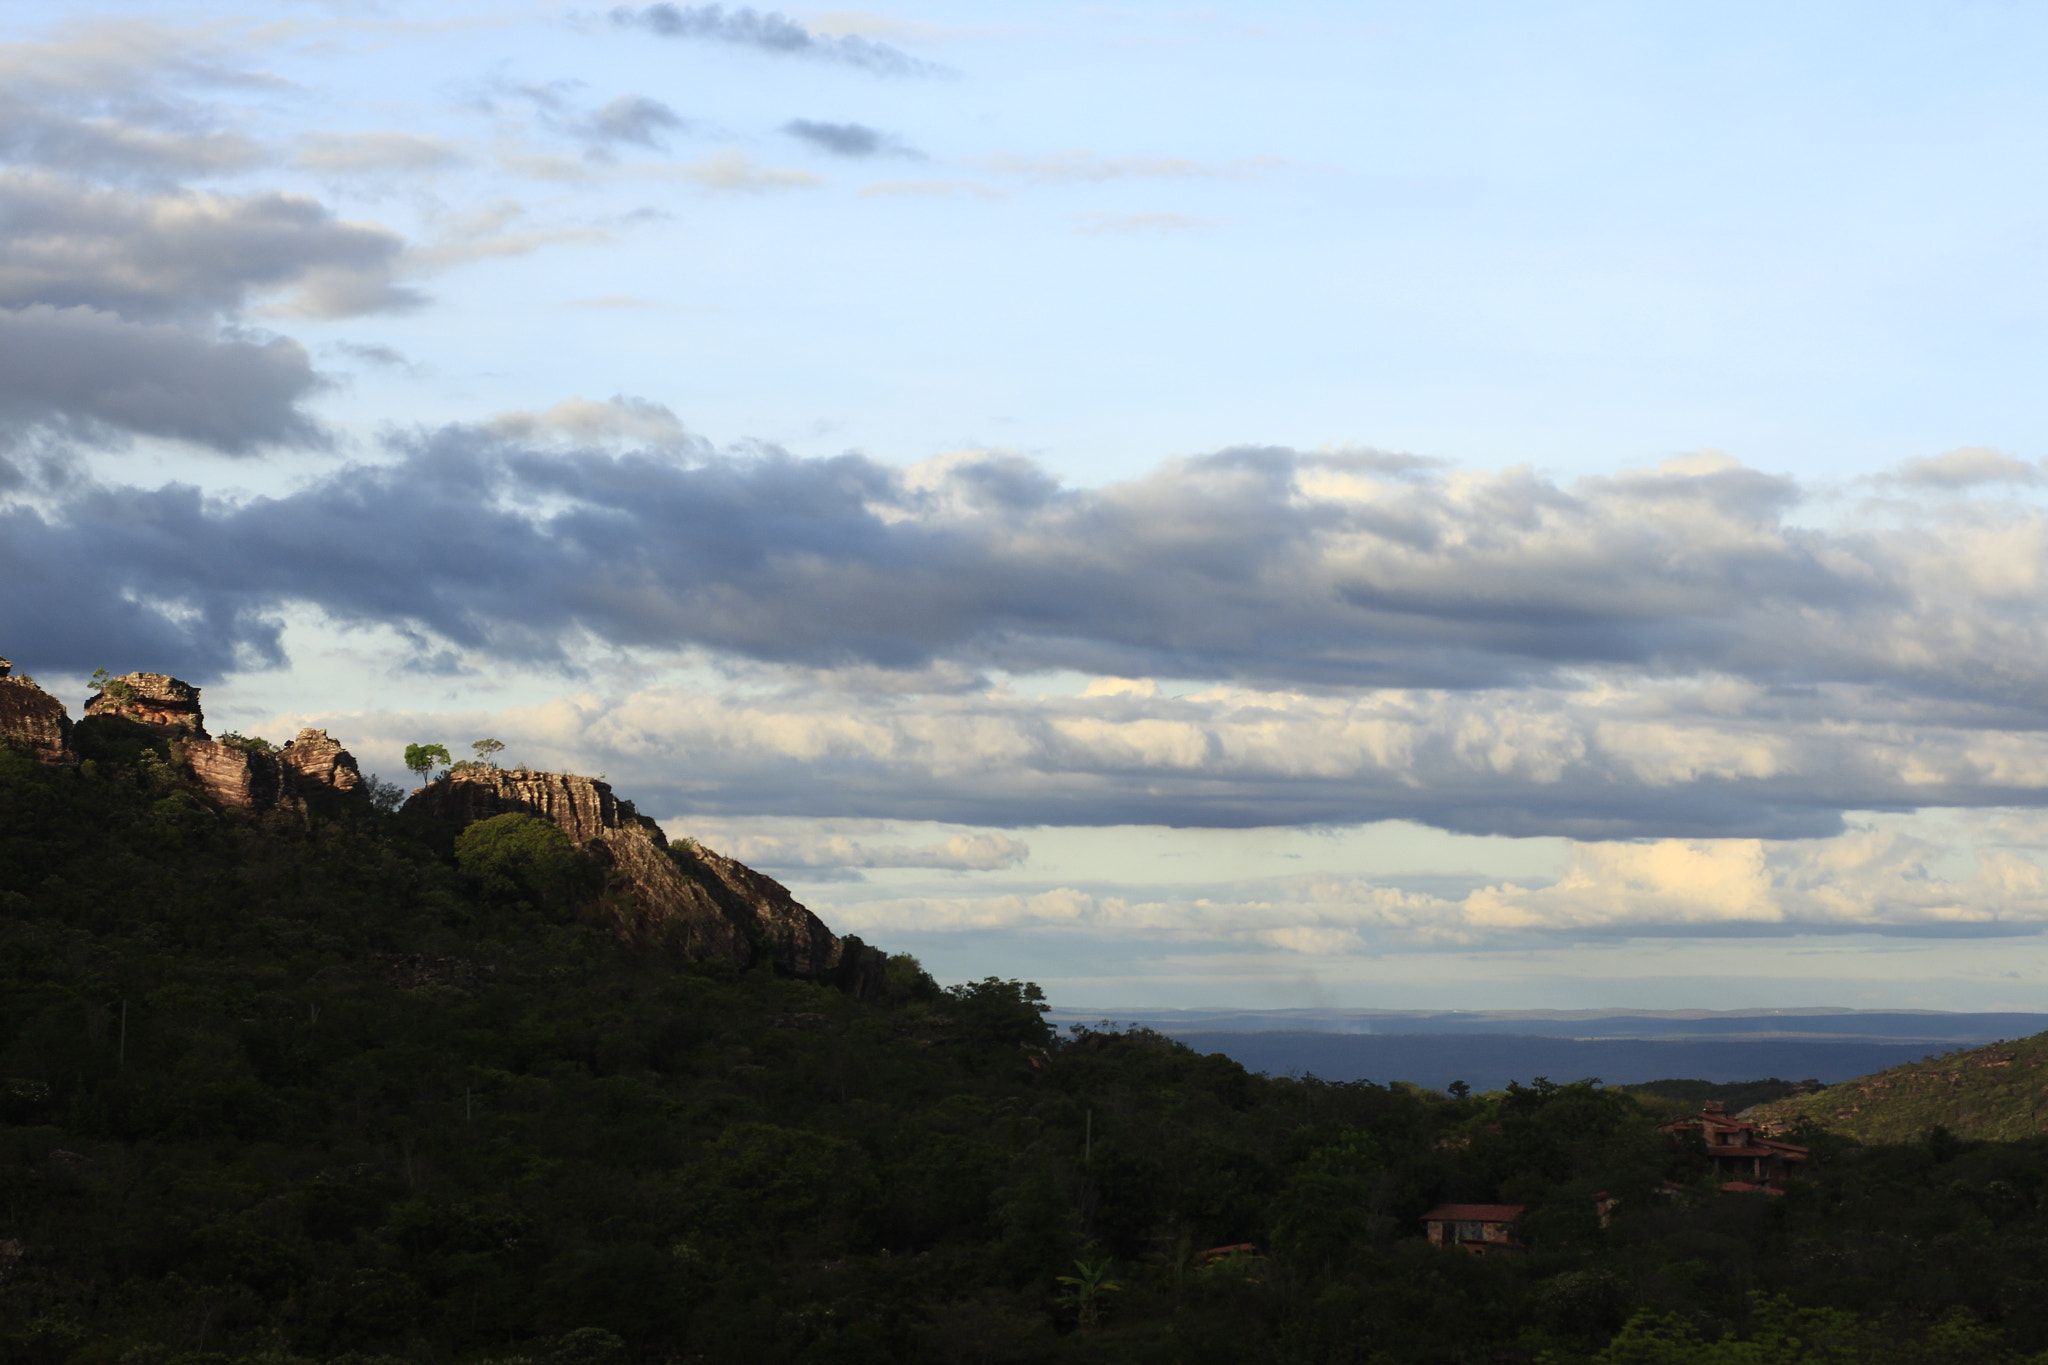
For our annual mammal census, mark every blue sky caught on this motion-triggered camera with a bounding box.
[9,1,2048,1010]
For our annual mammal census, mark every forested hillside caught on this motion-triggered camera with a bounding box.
[11,725,2048,1363]
[1749,1036,2048,1145]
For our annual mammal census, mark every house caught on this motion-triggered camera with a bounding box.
[1419,1203,1525,1254]
[1658,1101,1809,1190]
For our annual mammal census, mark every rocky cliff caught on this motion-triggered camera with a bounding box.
[0,660,75,765]
[67,671,364,816]
[405,768,887,998]
[0,659,883,997]
[85,672,206,733]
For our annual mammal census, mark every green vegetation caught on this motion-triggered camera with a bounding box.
[216,732,277,755]
[1749,1036,2048,1144]
[85,668,134,705]
[404,742,453,787]
[10,741,2048,1362]
[1618,1078,1814,1119]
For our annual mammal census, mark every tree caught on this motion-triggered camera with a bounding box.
[1053,1259,1123,1331]
[88,667,136,703]
[472,737,505,767]
[404,742,452,787]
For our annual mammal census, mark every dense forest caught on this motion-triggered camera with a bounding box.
[10,726,2048,1364]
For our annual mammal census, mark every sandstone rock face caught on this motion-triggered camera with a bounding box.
[0,660,76,765]
[179,738,298,815]
[674,841,887,996]
[406,768,885,997]
[85,673,207,734]
[280,729,363,795]
[72,671,362,815]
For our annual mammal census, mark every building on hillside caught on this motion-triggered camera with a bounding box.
[1658,1100,1809,1190]
[1419,1204,1525,1254]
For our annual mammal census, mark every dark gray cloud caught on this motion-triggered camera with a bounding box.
[0,171,414,452]
[330,340,415,371]
[578,95,689,148]
[0,92,264,182]
[0,171,418,323]
[0,306,324,451]
[19,436,2048,834]
[781,119,918,158]
[610,5,945,77]
[0,432,2038,703]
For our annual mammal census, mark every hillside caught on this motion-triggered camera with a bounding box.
[11,664,2048,1362]
[1748,1034,2048,1143]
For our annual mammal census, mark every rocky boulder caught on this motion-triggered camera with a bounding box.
[85,673,206,734]
[72,671,363,816]
[0,659,75,765]
[178,738,298,815]
[280,729,363,795]
[405,768,885,997]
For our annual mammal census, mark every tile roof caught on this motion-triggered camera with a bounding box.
[1419,1204,1526,1222]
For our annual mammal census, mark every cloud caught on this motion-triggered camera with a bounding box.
[407,199,609,268]
[575,95,689,149]
[1898,446,2040,488]
[0,437,2010,694]
[609,5,947,76]
[0,171,419,323]
[0,305,323,452]
[659,149,819,191]
[294,131,466,176]
[28,438,2048,834]
[0,170,414,451]
[781,119,918,158]
[484,395,696,447]
[682,824,1030,877]
[813,826,2048,946]
[0,21,273,183]
[319,668,2048,837]
[329,340,415,371]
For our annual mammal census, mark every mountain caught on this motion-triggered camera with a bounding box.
[1747,1033,2048,1143]
[9,660,2048,1362]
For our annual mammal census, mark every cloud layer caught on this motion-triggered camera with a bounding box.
[0,29,421,454]
[813,810,2048,948]
[16,430,2048,839]
[611,5,944,77]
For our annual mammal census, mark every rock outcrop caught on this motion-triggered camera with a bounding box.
[1,656,883,996]
[280,729,362,796]
[405,768,887,998]
[85,673,206,733]
[70,672,363,816]
[180,738,299,814]
[0,660,75,765]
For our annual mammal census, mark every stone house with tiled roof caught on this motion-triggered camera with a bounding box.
[1419,1203,1525,1254]
[1658,1100,1809,1191]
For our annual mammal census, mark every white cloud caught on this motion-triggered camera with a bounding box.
[1898,446,2039,488]
[485,395,694,447]
[295,131,465,176]
[812,811,2048,947]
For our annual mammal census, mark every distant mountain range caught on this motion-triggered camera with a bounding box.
[1046,1007,2048,1094]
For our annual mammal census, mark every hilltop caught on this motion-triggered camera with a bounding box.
[11,661,2048,1362]
[1748,1033,2048,1143]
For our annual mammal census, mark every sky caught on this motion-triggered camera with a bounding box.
[9,1,2048,1011]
